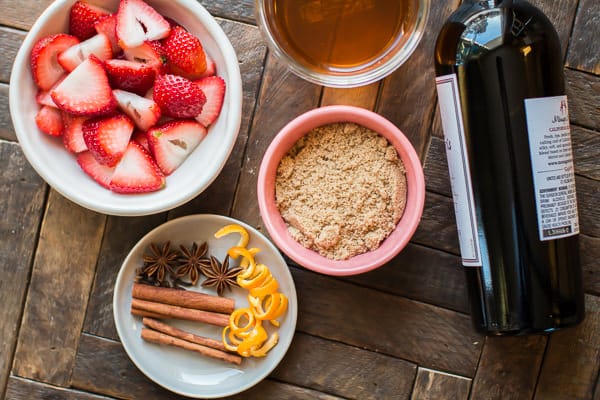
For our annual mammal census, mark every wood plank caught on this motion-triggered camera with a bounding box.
[582,235,600,296]
[0,0,53,30]
[566,69,600,132]
[0,141,46,394]
[168,19,267,219]
[5,376,116,400]
[377,0,460,160]
[198,0,255,25]
[470,335,547,399]
[0,26,25,83]
[272,332,417,400]
[412,192,460,255]
[320,83,380,109]
[530,0,579,58]
[0,84,15,142]
[410,368,471,400]
[566,0,600,74]
[12,190,106,386]
[423,136,451,197]
[573,125,600,181]
[291,267,483,377]
[344,243,469,313]
[71,333,342,400]
[577,175,600,238]
[231,54,321,228]
[83,215,166,340]
[535,295,600,400]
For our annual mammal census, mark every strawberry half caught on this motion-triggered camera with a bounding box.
[116,0,170,49]
[147,119,207,175]
[62,113,88,153]
[113,89,161,131]
[132,130,150,153]
[162,25,206,80]
[69,0,111,41]
[58,33,112,72]
[51,55,117,116]
[77,151,115,189]
[153,74,206,118]
[30,33,80,91]
[123,40,167,74]
[83,113,134,166]
[195,76,225,127]
[94,14,120,54]
[105,59,156,95]
[109,141,165,193]
[199,54,216,78]
[35,105,64,136]
[36,89,57,108]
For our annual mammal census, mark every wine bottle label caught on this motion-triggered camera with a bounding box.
[435,73,482,267]
[524,95,580,240]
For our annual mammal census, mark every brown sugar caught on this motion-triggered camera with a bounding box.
[275,122,407,260]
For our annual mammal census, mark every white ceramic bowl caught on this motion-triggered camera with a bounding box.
[10,0,242,216]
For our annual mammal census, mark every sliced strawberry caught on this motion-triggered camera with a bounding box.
[36,89,57,107]
[51,55,117,116]
[94,14,120,54]
[77,151,115,189]
[116,0,170,49]
[123,40,167,74]
[147,119,207,175]
[35,105,64,136]
[132,130,150,153]
[109,141,165,193]
[62,113,88,153]
[83,113,134,166]
[194,76,225,127]
[113,89,161,131]
[153,74,206,118]
[30,33,79,90]
[69,0,111,41]
[105,59,156,95]
[199,54,216,78]
[58,33,112,71]
[162,26,206,80]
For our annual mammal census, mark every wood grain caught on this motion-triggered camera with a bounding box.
[0,0,53,30]
[321,84,380,109]
[470,335,547,399]
[577,175,600,238]
[0,26,25,83]
[291,267,482,377]
[198,0,255,24]
[272,332,417,400]
[530,0,579,58]
[412,192,460,255]
[423,136,451,197]
[566,0,600,74]
[5,376,116,400]
[535,295,600,399]
[566,69,600,132]
[0,84,15,142]
[582,235,600,296]
[0,141,46,394]
[12,190,106,386]
[410,368,471,400]
[377,0,460,159]
[572,125,600,180]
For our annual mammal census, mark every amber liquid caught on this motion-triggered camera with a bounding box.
[267,0,415,72]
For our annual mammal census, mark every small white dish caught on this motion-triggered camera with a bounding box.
[113,214,298,398]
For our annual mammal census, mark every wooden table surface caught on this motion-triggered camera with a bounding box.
[1,0,599,399]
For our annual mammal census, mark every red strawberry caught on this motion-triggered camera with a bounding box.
[123,40,167,74]
[113,89,161,131]
[69,1,111,41]
[116,0,170,49]
[62,113,88,153]
[132,130,150,153]
[83,114,134,166]
[30,34,79,90]
[194,76,225,127]
[94,14,120,54]
[162,26,207,80]
[109,141,165,193]
[153,74,206,118]
[199,54,216,78]
[147,119,207,175]
[58,33,112,71]
[36,89,57,107]
[35,106,64,136]
[51,55,117,116]
[77,151,115,189]
[105,59,156,95]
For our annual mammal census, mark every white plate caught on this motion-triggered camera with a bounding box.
[113,214,298,398]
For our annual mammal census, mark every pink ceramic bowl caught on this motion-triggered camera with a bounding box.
[257,105,426,276]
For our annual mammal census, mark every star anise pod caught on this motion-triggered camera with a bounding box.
[175,241,210,285]
[140,241,180,286]
[200,255,242,296]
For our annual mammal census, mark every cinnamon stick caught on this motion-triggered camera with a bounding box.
[131,298,230,327]
[132,283,235,314]
[141,327,242,365]
[131,307,170,319]
[142,317,227,352]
